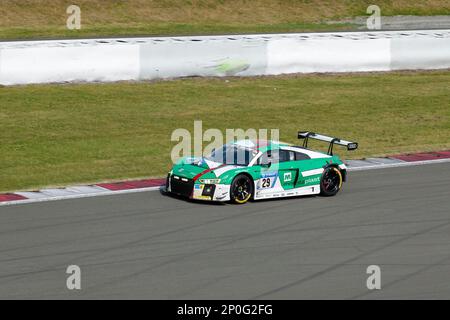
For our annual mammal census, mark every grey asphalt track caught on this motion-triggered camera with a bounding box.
[1,163,450,299]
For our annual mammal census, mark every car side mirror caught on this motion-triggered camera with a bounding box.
[261,161,271,168]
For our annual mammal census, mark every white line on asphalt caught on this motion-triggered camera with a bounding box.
[0,186,162,207]
[347,157,450,171]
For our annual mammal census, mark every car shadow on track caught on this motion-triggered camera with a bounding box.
[159,187,322,206]
[159,187,226,206]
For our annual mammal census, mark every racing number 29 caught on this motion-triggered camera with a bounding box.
[261,178,271,188]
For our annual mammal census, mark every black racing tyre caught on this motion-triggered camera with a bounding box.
[165,174,170,190]
[320,166,343,196]
[230,174,254,204]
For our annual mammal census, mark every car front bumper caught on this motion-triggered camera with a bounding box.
[167,174,230,202]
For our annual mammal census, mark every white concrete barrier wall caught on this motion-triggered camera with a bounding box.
[266,38,392,74]
[0,30,449,86]
[391,37,450,70]
[0,45,140,85]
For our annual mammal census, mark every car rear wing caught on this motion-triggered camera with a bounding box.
[298,131,358,155]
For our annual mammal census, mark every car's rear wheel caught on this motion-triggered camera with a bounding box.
[320,166,343,196]
[230,174,253,204]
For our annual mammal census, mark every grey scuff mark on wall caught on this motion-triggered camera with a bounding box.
[139,38,268,80]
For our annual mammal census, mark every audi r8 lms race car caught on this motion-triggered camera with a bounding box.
[166,132,358,203]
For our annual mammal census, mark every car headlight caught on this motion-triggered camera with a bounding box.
[199,179,221,184]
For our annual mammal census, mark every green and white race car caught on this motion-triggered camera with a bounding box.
[166,132,358,204]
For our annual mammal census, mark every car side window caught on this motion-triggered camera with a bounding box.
[294,152,311,160]
[279,150,294,162]
[259,150,304,164]
[258,151,271,165]
[257,150,282,165]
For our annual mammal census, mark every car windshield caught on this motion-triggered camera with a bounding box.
[206,144,257,166]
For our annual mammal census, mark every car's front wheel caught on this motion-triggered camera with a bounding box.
[320,166,343,196]
[230,174,253,204]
